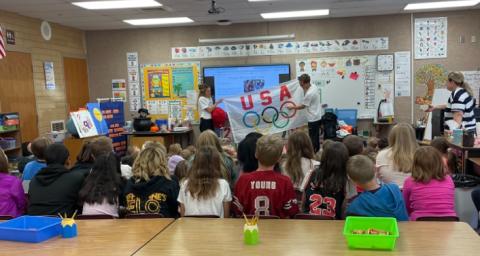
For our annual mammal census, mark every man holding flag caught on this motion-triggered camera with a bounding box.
[288,74,322,152]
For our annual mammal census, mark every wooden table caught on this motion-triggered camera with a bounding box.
[0,219,174,256]
[134,218,480,256]
[448,142,480,174]
[469,157,480,167]
[123,129,193,149]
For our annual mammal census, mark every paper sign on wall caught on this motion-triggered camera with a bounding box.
[172,37,389,59]
[463,71,480,102]
[394,51,411,97]
[112,79,127,101]
[127,52,141,111]
[414,17,447,59]
[169,100,182,119]
[44,61,56,90]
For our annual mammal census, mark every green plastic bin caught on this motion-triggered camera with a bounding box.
[343,216,399,251]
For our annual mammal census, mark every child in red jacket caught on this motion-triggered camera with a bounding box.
[233,135,298,218]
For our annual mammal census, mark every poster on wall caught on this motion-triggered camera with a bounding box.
[126,52,141,112]
[172,37,389,59]
[414,17,447,59]
[172,67,195,98]
[394,51,411,97]
[143,67,172,99]
[168,100,182,119]
[70,110,98,138]
[100,101,127,156]
[462,71,480,103]
[140,63,200,122]
[44,61,56,90]
[112,79,127,101]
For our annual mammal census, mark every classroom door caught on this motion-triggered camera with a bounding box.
[0,51,39,142]
[64,57,89,112]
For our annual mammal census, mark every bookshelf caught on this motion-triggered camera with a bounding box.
[0,112,22,160]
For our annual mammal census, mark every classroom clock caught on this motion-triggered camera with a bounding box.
[377,54,394,71]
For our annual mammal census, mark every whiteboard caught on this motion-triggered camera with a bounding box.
[296,55,393,118]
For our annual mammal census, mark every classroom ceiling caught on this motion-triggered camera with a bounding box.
[0,0,477,30]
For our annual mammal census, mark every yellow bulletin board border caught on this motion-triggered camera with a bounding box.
[141,63,199,123]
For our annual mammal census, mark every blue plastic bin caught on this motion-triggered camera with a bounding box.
[0,216,62,243]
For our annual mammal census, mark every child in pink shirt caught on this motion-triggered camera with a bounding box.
[402,146,456,221]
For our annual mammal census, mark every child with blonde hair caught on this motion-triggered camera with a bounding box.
[376,123,417,188]
[178,146,231,218]
[124,145,179,217]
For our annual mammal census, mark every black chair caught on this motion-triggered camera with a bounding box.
[76,214,116,220]
[245,215,280,219]
[294,213,334,220]
[416,216,459,222]
[184,215,220,218]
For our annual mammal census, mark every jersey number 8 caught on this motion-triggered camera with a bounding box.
[254,196,270,216]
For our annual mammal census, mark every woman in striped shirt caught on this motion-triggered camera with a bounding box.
[428,72,476,133]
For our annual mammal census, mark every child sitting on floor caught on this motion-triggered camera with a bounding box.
[364,137,379,161]
[402,146,457,221]
[342,135,365,157]
[302,142,352,219]
[79,153,123,217]
[233,135,298,218]
[430,137,457,174]
[22,137,52,181]
[178,146,231,218]
[346,155,408,221]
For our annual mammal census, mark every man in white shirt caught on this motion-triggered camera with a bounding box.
[288,74,322,152]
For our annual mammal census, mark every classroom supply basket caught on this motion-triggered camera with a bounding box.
[0,216,62,243]
[343,216,399,251]
[0,137,16,150]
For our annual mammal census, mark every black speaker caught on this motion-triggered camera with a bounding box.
[431,109,444,138]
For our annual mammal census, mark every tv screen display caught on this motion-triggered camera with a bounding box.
[203,64,291,105]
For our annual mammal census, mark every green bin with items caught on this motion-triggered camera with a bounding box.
[343,216,399,251]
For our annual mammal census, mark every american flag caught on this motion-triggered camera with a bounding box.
[0,26,6,59]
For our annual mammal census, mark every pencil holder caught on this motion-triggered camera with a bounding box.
[61,218,77,239]
[243,224,259,245]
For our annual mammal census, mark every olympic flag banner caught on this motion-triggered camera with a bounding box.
[224,79,307,143]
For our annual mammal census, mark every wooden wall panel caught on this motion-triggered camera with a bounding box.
[64,57,89,112]
[0,51,38,142]
[0,10,86,136]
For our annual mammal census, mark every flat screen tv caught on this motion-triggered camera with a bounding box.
[203,64,291,105]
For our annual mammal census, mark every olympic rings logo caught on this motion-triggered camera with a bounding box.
[242,101,297,130]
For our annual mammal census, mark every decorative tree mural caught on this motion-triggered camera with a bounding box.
[415,64,448,105]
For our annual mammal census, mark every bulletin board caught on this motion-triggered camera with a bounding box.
[296,55,394,119]
[141,63,200,122]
